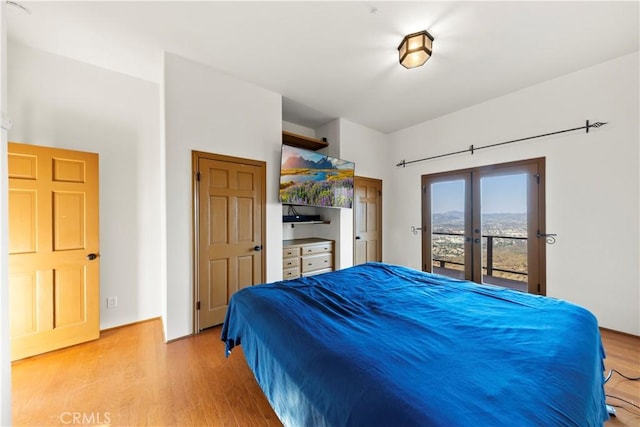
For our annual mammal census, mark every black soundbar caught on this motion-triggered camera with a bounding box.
[283,215,321,223]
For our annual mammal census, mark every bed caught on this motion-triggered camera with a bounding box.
[221,262,608,426]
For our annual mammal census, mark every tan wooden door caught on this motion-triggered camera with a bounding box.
[8,142,100,360]
[354,176,382,265]
[195,152,265,330]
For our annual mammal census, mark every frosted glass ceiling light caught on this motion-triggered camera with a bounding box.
[398,30,433,69]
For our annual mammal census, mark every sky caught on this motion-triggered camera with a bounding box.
[431,173,527,214]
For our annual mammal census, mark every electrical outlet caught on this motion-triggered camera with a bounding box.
[106,297,117,309]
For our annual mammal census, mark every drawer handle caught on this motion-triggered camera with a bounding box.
[324,260,328,263]
[308,263,312,266]
[287,262,292,266]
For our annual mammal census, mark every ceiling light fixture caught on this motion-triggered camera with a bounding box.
[398,30,433,69]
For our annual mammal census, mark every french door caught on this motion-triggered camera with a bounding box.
[421,158,546,295]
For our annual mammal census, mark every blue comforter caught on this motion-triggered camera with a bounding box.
[221,262,607,426]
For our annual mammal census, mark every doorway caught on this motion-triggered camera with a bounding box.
[421,158,546,294]
[353,176,382,265]
[192,151,266,331]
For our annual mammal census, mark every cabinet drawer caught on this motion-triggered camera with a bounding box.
[283,267,300,280]
[302,268,332,278]
[282,257,299,269]
[302,243,332,255]
[283,247,300,258]
[301,253,333,273]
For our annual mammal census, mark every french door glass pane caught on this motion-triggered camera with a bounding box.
[431,180,466,279]
[480,174,528,291]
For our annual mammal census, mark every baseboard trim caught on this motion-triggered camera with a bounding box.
[599,326,640,339]
[166,333,195,344]
[100,316,161,333]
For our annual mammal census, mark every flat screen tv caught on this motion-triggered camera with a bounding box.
[279,144,355,208]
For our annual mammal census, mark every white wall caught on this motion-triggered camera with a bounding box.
[0,5,11,424]
[7,43,162,330]
[339,119,389,182]
[163,53,282,341]
[282,120,315,138]
[339,119,389,266]
[387,52,640,335]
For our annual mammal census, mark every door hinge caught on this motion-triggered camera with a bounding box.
[196,171,201,181]
[196,301,201,310]
[534,173,540,184]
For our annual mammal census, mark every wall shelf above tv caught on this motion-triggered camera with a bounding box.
[282,131,328,151]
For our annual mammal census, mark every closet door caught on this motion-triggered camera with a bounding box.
[194,152,266,330]
[354,176,382,265]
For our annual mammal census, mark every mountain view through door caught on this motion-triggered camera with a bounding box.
[423,158,545,294]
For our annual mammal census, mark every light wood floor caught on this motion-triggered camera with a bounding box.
[12,318,640,426]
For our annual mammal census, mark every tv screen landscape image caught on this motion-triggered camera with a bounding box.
[279,144,355,208]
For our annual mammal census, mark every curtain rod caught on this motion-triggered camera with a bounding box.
[396,120,607,168]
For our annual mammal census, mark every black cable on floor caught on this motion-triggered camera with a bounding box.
[604,368,640,384]
[606,395,640,416]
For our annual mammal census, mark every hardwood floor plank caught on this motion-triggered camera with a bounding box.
[601,329,640,426]
[12,319,639,426]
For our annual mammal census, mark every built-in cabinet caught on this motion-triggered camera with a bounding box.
[282,238,334,280]
[281,129,338,278]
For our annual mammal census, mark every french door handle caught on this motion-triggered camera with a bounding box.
[87,253,99,261]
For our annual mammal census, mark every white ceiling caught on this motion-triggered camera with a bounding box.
[5,1,639,134]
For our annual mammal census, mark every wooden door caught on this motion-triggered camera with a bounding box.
[194,152,265,330]
[8,142,100,360]
[353,177,382,265]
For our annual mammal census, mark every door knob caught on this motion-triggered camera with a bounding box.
[87,253,98,261]
[355,236,361,240]
[253,245,263,251]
